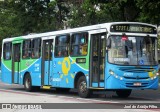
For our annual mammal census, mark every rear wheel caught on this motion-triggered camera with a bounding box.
[24,74,40,92]
[24,74,32,92]
[116,89,132,98]
[77,76,92,98]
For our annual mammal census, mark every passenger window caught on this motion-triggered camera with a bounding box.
[32,38,41,58]
[3,43,12,60]
[71,32,88,56]
[22,40,31,59]
[55,35,70,57]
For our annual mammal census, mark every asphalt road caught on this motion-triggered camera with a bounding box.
[0,80,160,112]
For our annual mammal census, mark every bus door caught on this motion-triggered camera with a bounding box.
[90,32,106,88]
[12,43,21,84]
[42,39,53,86]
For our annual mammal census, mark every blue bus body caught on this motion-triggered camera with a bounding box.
[1,22,159,98]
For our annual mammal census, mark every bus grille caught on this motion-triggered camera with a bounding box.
[124,76,149,80]
[119,68,154,73]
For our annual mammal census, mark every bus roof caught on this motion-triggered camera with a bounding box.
[3,22,157,43]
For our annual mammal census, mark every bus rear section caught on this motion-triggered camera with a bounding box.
[1,38,42,88]
[1,41,13,84]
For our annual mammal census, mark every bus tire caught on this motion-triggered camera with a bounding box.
[24,74,33,92]
[116,89,132,98]
[77,76,91,98]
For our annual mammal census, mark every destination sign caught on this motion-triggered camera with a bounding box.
[110,24,157,34]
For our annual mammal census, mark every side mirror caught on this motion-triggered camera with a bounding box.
[107,37,111,48]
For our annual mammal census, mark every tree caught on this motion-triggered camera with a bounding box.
[0,0,20,38]
[0,0,160,49]
[11,0,58,34]
[136,0,160,25]
[68,0,97,27]
[68,0,141,27]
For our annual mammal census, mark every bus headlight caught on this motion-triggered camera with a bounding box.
[115,75,118,78]
[154,76,157,79]
[156,72,159,76]
[109,69,114,75]
[120,77,123,80]
[109,69,123,80]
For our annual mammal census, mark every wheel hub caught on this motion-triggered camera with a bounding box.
[25,79,30,89]
[79,81,87,93]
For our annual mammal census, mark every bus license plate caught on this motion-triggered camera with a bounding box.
[133,82,141,86]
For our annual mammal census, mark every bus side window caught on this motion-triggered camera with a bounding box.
[32,38,41,58]
[22,40,31,59]
[71,32,88,56]
[3,43,12,60]
[55,35,70,57]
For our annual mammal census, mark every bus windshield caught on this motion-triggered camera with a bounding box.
[108,35,158,65]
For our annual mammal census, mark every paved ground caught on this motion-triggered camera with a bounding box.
[0,80,160,112]
[0,70,160,112]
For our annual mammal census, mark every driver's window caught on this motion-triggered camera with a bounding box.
[110,36,125,58]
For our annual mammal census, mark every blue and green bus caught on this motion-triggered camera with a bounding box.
[1,22,159,98]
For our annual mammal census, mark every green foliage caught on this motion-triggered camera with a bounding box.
[69,0,141,27]
[0,1,20,38]
[11,0,58,34]
[136,0,160,25]
[69,0,97,27]
[1,0,159,37]
[0,0,160,54]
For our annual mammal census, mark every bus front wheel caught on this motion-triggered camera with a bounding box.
[116,89,132,98]
[77,76,91,98]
